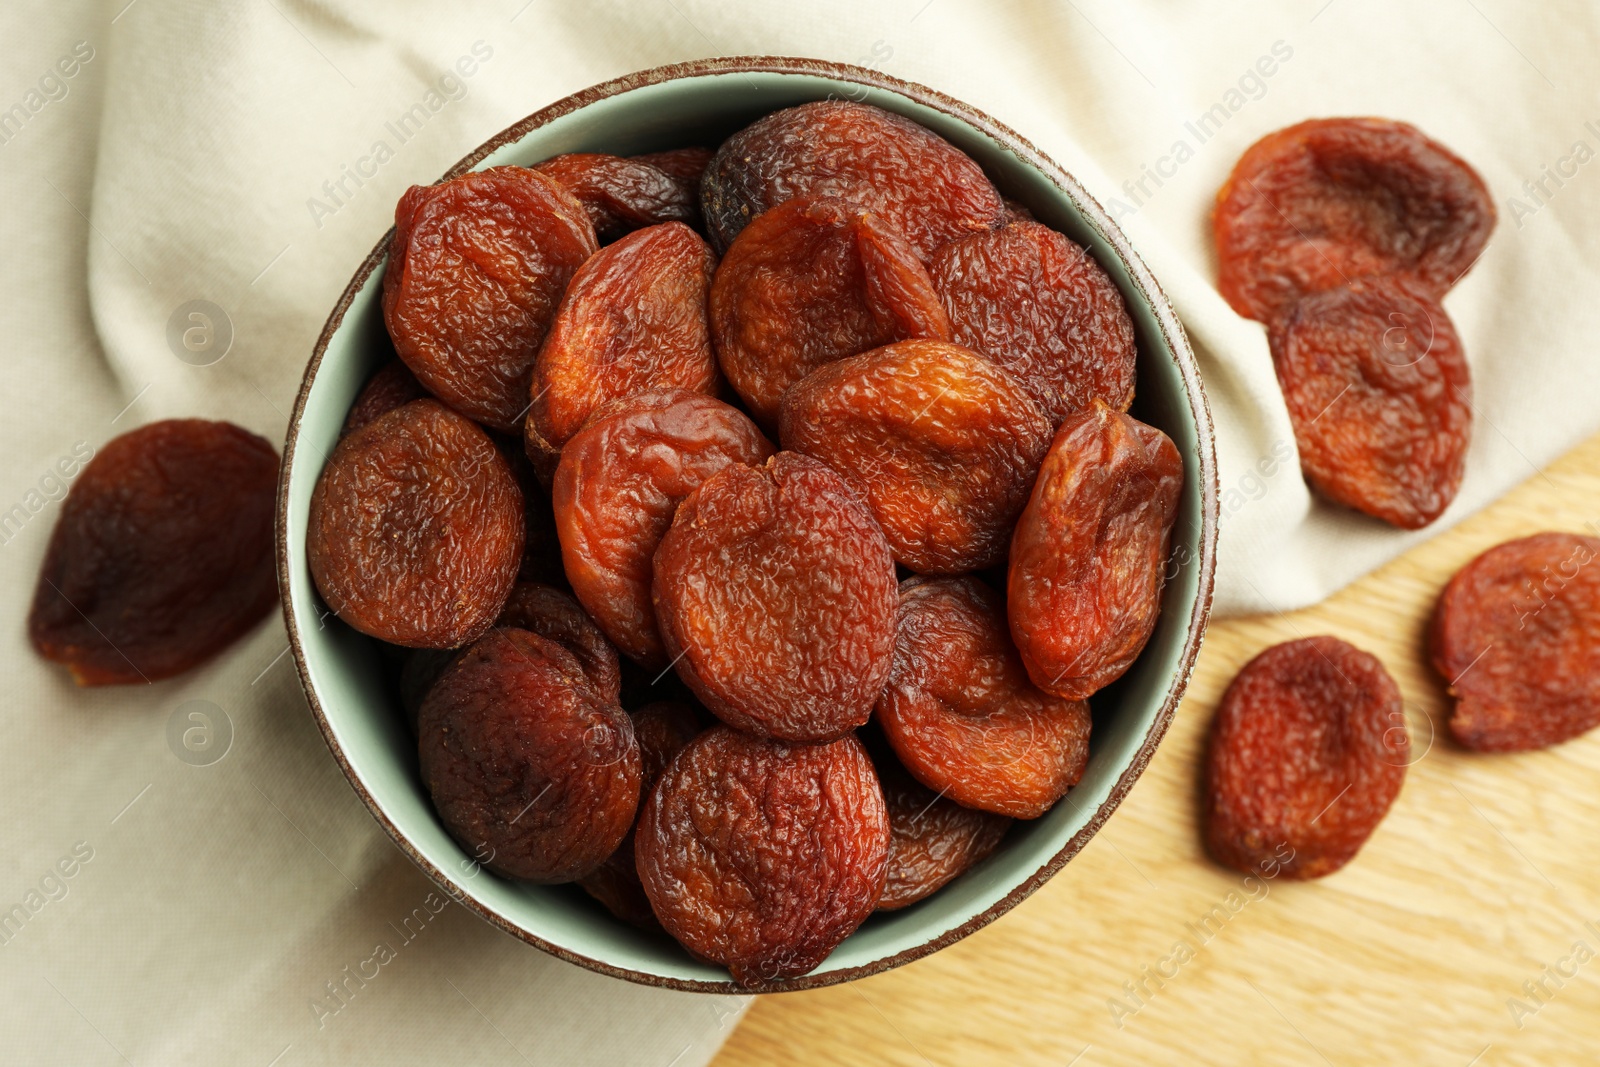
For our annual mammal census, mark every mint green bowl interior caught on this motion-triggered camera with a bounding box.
[279,58,1217,993]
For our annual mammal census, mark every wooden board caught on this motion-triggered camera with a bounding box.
[714,430,1600,1067]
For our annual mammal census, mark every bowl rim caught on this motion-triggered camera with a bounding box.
[276,54,1219,994]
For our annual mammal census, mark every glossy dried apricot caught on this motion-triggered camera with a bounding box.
[1215,117,1495,324]
[1431,532,1600,752]
[654,452,897,741]
[878,576,1090,819]
[553,389,773,667]
[578,700,702,929]
[383,166,597,432]
[873,743,1010,910]
[526,223,719,469]
[535,153,698,243]
[701,101,1005,260]
[342,359,427,437]
[779,339,1051,574]
[418,627,639,883]
[932,220,1136,424]
[1204,636,1407,879]
[634,146,713,187]
[307,400,524,648]
[635,727,889,984]
[1272,274,1470,529]
[1009,401,1182,700]
[27,420,278,686]
[496,582,621,706]
[709,195,951,427]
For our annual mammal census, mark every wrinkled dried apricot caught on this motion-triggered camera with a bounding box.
[878,576,1090,819]
[27,420,278,685]
[873,742,1010,910]
[526,223,719,469]
[709,195,951,427]
[779,339,1051,574]
[579,700,702,929]
[1009,401,1182,700]
[654,452,897,741]
[634,146,713,188]
[308,400,524,648]
[418,627,640,883]
[383,166,597,432]
[496,582,621,705]
[932,220,1136,424]
[1215,117,1495,324]
[1432,532,1600,752]
[1204,636,1407,879]
[701,101,1005,261]
[1272,274,1470,529]
[553,389,773,667]
[342,359,427,437]
[635,727,889,984]
[535,153,698,242]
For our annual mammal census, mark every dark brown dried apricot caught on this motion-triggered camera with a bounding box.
[1271,274,1470,529]
[709,195,951,427]
[342,359,427,437]
[552,389,773,668]
[779,339,1051,574]
[1431,532,1600,752]
[1215,117,1495,324]
[495,582,621,705]
[874,744,1010,910]
[701,101,1005,260]
[27,420,278,686]
[878,576,1090,819]
[634,146,713,187]
[654,452,897,741]
[578,700,702,929]
[1204,636,1407,879]
[535,153,698,242]
[307,400,524,648]
[932,220,1137,424]
[418,627,640,883]
[526,223,719,470]
[383,166,597,432]
[635,727,889,984]
[1009,401,1182,700]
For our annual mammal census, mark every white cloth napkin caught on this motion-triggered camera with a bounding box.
[4,0,1596,1063]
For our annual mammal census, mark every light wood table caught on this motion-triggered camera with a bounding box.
[714,431,1600,1067]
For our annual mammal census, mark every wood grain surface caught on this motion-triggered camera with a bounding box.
[713,430,1600,1067]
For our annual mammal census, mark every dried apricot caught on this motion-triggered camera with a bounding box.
[27,420,278,685]
[418,627,639,883]
[1431,532,1600,751]
[552,389,773,667]
[701,101,1005,261]
[496,582,621,706]
[526,223,719,470]
[1215,117,1495,324]
[653,452,898,741]
[873,742,1010,910]
[383,166,597,432]
[342,359,427,437]
[1271,274,1470,529]
[779,339,1051,574]
[877,576,1090,819]
[1204,636,1407,879]
[932,220,1136,424]
[635,727,889,984]
[709,195,951,427]
[634,146,713,187]
[307,399,524,648]
[1009,401,1182,700]
[535,153,698,243]
[578,700,702,929]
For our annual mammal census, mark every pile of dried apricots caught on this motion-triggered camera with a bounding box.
[21,99,1600,986]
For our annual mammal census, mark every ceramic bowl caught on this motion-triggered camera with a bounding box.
[277,56,1218,993]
